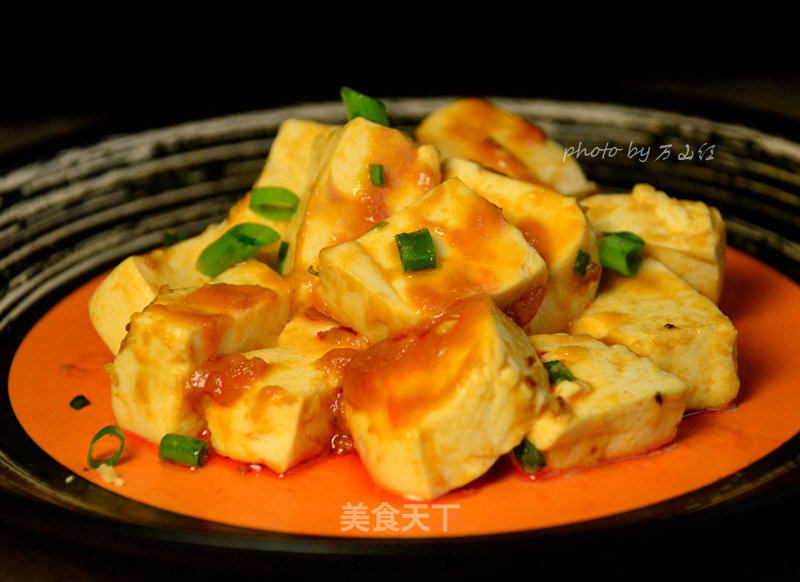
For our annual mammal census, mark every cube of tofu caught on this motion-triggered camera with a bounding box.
[444,158,601,334]
[570,258,739,411]
[88,118,331,353]
[287,116,441,308]
[199,348,338,474]
[580,183,727,303]
[109,267,290,443]
[526,333,689,471]
[315,177,549,343]
[342,294,551,500]
[200,310,368,473]
[415,97,596,197]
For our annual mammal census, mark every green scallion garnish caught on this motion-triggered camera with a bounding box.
[544,360,575,384]
[572,249,591,276]
[395,228,437,272]
[340,86,390,127]
[369,164,384,185]
[599,231,645,276]
[163,229,188,247]
[308,265,320,276]
[87,425,125,469]
[159,433,209,468]
[514,439,546,473]
[276,240,290,275]
[250,186,299,221]
[69,395,90,410]
[196,222,281,278]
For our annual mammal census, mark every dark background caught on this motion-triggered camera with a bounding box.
[3,16,800,581]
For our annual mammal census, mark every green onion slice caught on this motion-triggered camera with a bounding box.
[369,164,384,185]
[87,425,125,469]
[544,360,575,384]
[276,240,290,275]
[69,394,90,410]
[308,264,320,276]
[514,439,546,473]
[599,231,645,276]
[196,222,281,278]
[395,228,437,272]
[250,186,299,220]
[340,86,390,127]
[572,249,591,276]
[163,229,188,247]
[159,433,209,468]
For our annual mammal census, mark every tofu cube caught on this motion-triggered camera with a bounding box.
[444,158,601,334]
[287,116,441,308]
[342,294,551,500]
[109,264,290,443]
[415,97,596,197]
[580,183,727,303]
[315,177,549,343]
[570,258,739,410]
[201,310,368,473]
[526,333,689,471]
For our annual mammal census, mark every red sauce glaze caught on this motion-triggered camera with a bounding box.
[342,295,491,428]
[186,353,270,408]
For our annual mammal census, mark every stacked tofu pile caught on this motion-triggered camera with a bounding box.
[89,95,739,500]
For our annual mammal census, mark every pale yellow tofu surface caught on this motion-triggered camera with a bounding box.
[444,158,601,334]
[526,333,689,471]
[287,116,441,309]
[580,183,727,303]
[201,309,368,473]
[570,258,739,411]
[109,277,290,443]
[201,347,338,474]
[415,97,596,197]
[342,294,551,500]
[315,177,549,343]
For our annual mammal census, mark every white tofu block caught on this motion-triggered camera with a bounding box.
[415,97,596,197]
[315,177,549,343]
[201,309,369,473]
[109,274,290,443]
[570,258,739,411]
[287,116,441,309]
[201,347,338,474]
[342,294,551,500]
[580,183,727,303]
[444,158,601,334]
[526,333,689,471]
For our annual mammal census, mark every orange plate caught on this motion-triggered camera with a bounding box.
[8,248,800,538]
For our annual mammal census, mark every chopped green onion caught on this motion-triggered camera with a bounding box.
[369,164,384,185]
[196,222,281,278]
[395,229,437,272]
[368,221,388,232]
[276,240,290,275]
[87,425,125,469]
[69,394,90,410]
[340,86,390,127]
[599,231,645,276]
[250,186,299,220]
[514,439,546,473]
[544,360,575,384]
[159,433,209,468]
[308,264,320,276]
[572,249,591,276]
[163,229,188,247]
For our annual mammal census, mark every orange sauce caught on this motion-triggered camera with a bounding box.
[187,353,271,408]
[8,248,800,538]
